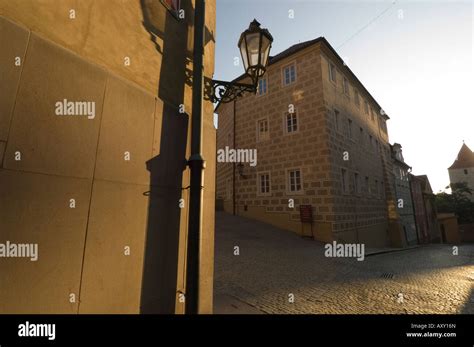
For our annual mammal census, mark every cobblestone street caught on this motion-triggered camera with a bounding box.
[214,212,474,314]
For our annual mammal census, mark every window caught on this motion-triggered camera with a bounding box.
[226,178,232,200]
[399,168,407,181]
[381,120,387,134]
[258,78,268,95]
[464,169,469,175]
[341,169,349,193]
[334,109,340,132]
[359,127,364,145]
[329,62,336,83]
[365,176,371,194]
[258,172,271,195]
[375,139,379,153]
[257,118,269,141]
[348,119,353,139]
[354,90,360,106]
[283,63,296,86]
[354,173,361,194]
[343,77,350,96]
[288,169,302,192]
[364,101,369,115]
[286,112,298,133]
[369,135,373,151]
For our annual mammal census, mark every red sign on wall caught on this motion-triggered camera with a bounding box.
[299,205,313,223]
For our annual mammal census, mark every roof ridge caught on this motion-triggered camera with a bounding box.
[448,142,474,169]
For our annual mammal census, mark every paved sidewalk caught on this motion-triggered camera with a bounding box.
[365,245,421,256]
[214,212,474,314]
[213,294,264,314]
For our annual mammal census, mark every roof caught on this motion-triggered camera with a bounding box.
[415,175,433,194]
[268,38,323,65]
[390,143,411,169]
[215,37,390,119]
[448,143,474,170]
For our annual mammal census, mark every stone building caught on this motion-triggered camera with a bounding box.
[216,37,406,248]
[0,0,216,313]
[391,143,417,245]
[448,143,474,201]
[410,174,439,244]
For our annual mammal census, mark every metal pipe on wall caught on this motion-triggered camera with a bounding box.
[185,0,206,314]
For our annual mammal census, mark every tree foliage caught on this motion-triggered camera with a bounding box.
[434,182,474,223]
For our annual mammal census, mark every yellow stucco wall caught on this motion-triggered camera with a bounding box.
[438,214,461,244]
[0,0,216,314]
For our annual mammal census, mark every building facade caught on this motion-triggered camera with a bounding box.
[410,174,439,244]
[448,143,474,201]
[0,0,216,313]
[391,143,417,245]
[216,37,406,248]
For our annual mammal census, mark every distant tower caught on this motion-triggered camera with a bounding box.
[448,143,474,201]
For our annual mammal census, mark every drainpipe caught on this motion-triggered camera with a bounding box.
[408,172,420,245]
[186,0,206,314]
[233,99,236,215]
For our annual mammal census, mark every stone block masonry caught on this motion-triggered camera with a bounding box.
[216,37,399,248]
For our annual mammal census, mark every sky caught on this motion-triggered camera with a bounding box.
[213,0,474,193]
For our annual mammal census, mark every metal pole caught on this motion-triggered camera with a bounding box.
[232,100,236,215]
[186,0,206,314]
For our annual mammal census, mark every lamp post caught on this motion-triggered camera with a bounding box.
[210,19,274,104]
[186,0,273,314]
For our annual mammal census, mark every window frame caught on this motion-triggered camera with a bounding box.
[282,62,297,87]
[348,118,353,140]
[354,90,360,107]
[256,117,270,142]
[257,171,272,196]
[334,109,341,134]
[257,77,268,96]
[359,127,364,145]
[354,172,361,195]
[341,168,349,194]
[286,168,304,194]
[329,62,337,84]
[283,110,299,135]
[343,77,350,97]
[226,177,232,201]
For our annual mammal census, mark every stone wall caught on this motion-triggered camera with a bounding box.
[0,0,216,314]
[216,39,396,248]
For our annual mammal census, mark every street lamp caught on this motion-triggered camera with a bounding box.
[239,19,273,85]
[210,19,274,103]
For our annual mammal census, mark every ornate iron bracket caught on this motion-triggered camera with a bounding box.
[207,79,256,104]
